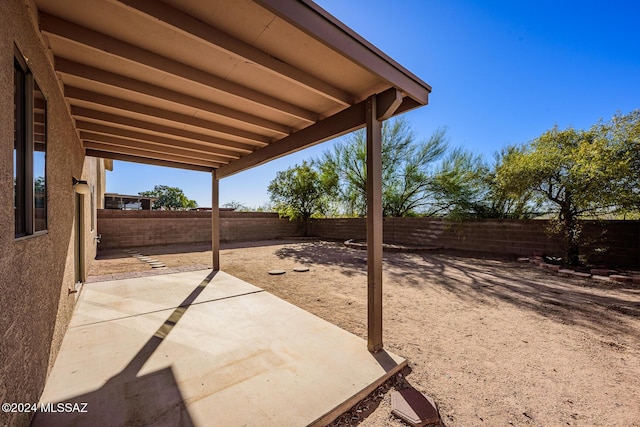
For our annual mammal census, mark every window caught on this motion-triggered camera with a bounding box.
[90,184,95,231]
[14,47,47,238]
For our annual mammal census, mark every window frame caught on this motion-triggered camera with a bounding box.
[14,45,48,239]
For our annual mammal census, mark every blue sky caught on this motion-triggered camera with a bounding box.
[107,0,640,208]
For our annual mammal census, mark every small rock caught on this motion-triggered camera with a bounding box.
[391,387,440,426]
[571,271,592,279]
[610,275,632,283]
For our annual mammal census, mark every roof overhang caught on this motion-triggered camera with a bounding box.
[33,0,431,177]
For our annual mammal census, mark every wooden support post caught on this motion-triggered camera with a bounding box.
[366,95,383,352]
[212,169,220,271]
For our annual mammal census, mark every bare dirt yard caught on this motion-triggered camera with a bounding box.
[89,240,640,427]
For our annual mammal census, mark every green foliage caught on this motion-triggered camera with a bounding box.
[599,110,640,213]
[316,118,448,216]
[139,185,197,210]
[267,161,331,220]
[398,146,538,219]
[428,148,486,216]
[222,200,249,211]
[34,176,46,193]
[495,110,640,264]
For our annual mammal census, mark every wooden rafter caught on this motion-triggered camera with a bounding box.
[40,13,318,123]
[65,86,271,145]
[116,0,353,106]
[85,150,213,172]
[256,0,431,105]
[71,107,256,154]
[84,142,219,168]
[217,88,408,178]
[56,58,291,136]
[76,121,241,159]
[80,131,231,164]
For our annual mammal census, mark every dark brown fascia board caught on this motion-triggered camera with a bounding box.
[117,0,353,106]
[57,58,291,136]
[376,88,403,121]
[85,150,215,172]
[255,0,432,105]
[217,97,366,178]
[216,88,418,178]
[217,100,365,178]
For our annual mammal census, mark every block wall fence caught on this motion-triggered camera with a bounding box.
[308,218,640,267]
[97,209,303,247]
[97,210,640,267]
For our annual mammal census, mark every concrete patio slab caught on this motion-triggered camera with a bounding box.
[33,270,405,427]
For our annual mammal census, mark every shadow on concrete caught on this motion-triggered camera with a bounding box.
[31,271,218,427]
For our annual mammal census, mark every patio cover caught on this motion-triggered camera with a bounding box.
[31,0,432,351]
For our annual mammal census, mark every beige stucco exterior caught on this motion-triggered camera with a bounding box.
[0,1,106,425]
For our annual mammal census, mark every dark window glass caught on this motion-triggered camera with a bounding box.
[33,80,47,232]
[14,47,47,237]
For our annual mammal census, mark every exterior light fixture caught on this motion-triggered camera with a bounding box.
[72,177,90,195]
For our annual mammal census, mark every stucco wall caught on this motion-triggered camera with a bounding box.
[0,2,102,425]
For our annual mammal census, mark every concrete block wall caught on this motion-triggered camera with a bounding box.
[97,211,639,267]
[580,220,640,266]
[97,210,303,248]
[309,218,640,267]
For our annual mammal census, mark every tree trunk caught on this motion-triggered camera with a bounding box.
[563,209,580,266]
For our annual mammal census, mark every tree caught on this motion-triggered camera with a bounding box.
[430,147,538,219]
[268,162,332,232]
[597,110,640,213]
[316,118,448,216]
[222,200,249,211]
[139,185,197,210]
[495,110,640,265]
[429,148,488,217]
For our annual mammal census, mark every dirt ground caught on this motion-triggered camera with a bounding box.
[89,240,640,427]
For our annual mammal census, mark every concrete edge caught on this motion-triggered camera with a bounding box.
[344,239,442,253]
[309,355,409,427]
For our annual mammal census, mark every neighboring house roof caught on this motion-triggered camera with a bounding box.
[104,193,157,209]
[33,0,431,176]
[104,193,157,201]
